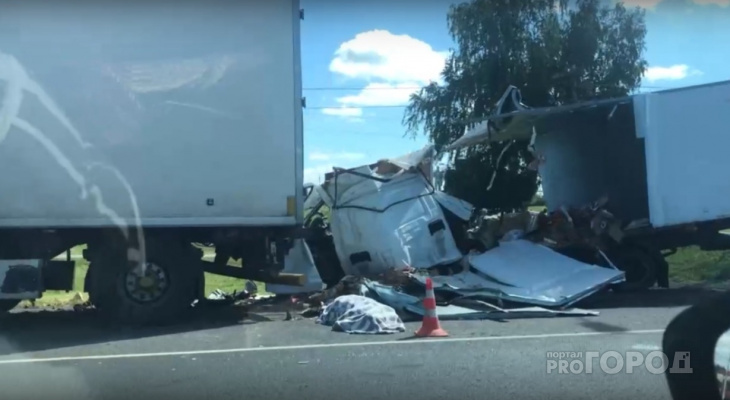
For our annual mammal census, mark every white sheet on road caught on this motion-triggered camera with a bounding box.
[316,294,406,334]
[415,240,625,308]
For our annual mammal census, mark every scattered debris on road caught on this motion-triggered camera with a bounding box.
[206,281,259,304]
[233,144,639,333]
[20,127,662,330]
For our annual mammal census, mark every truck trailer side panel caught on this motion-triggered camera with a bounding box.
[0,0,303,228]
[635,80,730,228]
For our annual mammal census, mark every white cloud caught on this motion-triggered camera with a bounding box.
[308,151,366,162]
[336,82,420,107]
[330,30,448,84]
[321,107,363,118]
[303,164,334,184]
[643,64,703,82]
[327,30,448,110]
[308,152,330,161]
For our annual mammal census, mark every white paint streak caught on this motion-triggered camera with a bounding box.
[0,51,147,267]
[0,329,664,365]
[0,53,92,149]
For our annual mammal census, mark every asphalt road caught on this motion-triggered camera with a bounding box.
[0,296,699,400]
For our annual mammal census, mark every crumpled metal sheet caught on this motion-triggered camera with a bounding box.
[319,164,467,275]
[413,240,624,308]
[445,87,632,151]
[404,302,599,320]
[361,278,599,321]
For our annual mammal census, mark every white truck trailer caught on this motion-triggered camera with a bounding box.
[447,81,730,290]
[0,0,309,324]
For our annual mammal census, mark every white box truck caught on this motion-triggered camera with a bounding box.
[0,0,310,324]
[447,81,730,290]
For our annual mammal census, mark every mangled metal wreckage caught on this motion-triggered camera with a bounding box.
[266,79,730,330]
[445,80,730,291]
[284,142,625,313]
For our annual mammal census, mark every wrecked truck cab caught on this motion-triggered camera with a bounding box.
[299,143,624,313]
[318,145,475,277]
[446,81,730,290]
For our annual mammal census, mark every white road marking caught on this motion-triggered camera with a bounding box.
[631,343,662,351]
[0,329,664,365]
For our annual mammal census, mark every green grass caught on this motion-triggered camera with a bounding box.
[25,245,265,308]
[21,259,93,308]
[666,246,730,284]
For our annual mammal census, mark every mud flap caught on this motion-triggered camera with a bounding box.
[266,239,323,295]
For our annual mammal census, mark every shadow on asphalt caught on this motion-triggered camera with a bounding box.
[577,285,727,310]
[578,320,630,333]
[0,286,725,357]
[0,299,294,357]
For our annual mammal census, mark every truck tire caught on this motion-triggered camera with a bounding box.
[609,243,658,292]
[0,300,20,313]
[88,241,203,326]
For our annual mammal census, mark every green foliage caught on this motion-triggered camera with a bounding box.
[404,0,648,212]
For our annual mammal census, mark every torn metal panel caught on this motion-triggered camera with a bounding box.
[433,191,474,220]
[443,85,650,232]
[316,146,469,277]
[322,144,437,184]
[414,240,624,308]
[445,86,633,151]
[403,302,599,320]
[363,279,420,313]
[328,175,464,275]
[361,277,599,321]
[531,105,650,222]
[384,145,436,179]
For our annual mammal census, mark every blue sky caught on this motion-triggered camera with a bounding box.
[299,0,730,183]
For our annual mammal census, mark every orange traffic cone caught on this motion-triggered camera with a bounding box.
[415,277,449,337]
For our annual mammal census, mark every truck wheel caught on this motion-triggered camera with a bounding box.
[89,243,203,326]
[609,243,658,292]
[0,300,20,313]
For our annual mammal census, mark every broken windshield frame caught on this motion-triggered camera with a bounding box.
[327,163,437,213]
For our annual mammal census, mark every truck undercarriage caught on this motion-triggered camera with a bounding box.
[0,225,308,324]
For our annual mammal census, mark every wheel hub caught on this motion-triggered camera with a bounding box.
[124,262,169,303]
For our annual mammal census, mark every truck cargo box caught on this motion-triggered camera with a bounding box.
[0,0,303,228]
[447,80,730,230]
